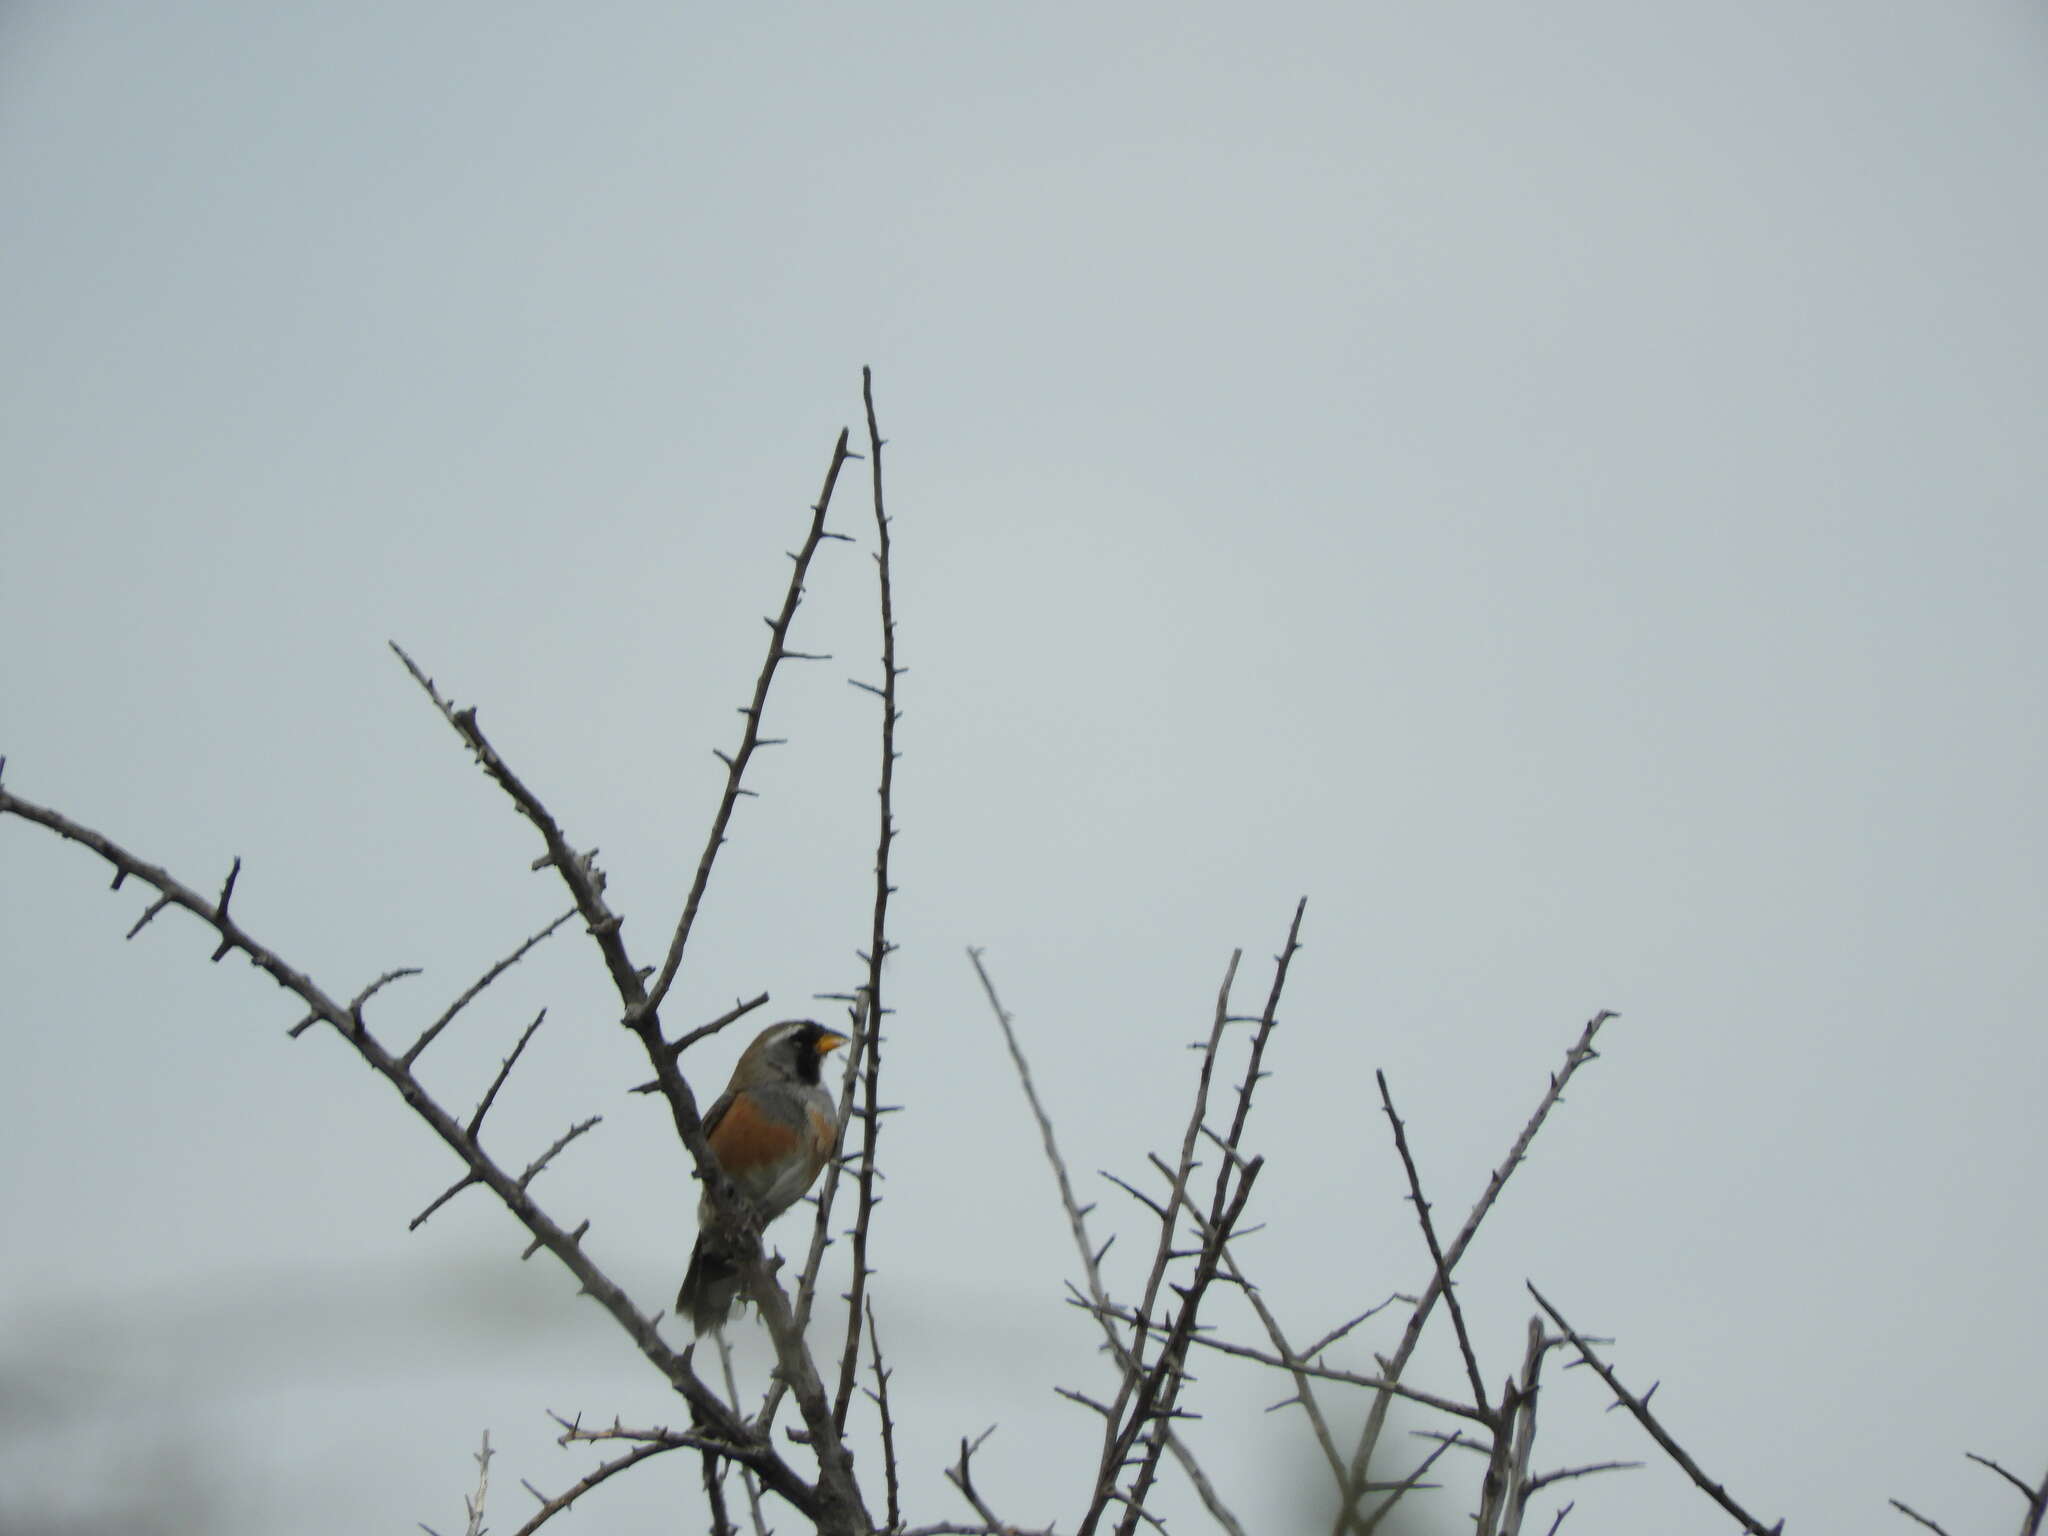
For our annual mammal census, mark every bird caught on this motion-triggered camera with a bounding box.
[676,1018,849,1334]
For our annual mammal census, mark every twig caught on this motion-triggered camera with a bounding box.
[865,1298,903,1532]
[1100,901,1306,1536]
[1336,1010,1616,1536]
[1528,1283,1781,1536]
[1376,1070,1490,1419]
[1965,1449,2048,1536]
[518,1116,601,1188]
[420,1428,493,1536]
[946,1428,1014,1533]
[403,909,575,1067]
[1078,1297,1491,1423]
[972,950,1250,1536]
[834,366,902,1437]
[716,1333,771,1536]
[637,427,856,1025]
[1889,1499,1954,1536]
[470,1011,547,1138]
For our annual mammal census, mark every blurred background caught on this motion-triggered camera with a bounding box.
[4,3,2046,1532]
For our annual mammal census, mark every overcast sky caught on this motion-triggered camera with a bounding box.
[4,4,2046,1534]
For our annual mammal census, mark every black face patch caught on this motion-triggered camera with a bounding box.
[789,1023,830,1086]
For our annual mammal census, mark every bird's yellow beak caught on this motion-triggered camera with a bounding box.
[815,1030,849,1056]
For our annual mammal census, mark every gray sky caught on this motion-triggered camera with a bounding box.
[3,3,2045,1533]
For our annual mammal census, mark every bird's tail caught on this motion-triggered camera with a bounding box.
[677,1235,742,1335]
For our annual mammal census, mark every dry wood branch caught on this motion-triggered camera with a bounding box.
[1524,1462,1642,1494]
[1098,902,1305,1536]
[471,1010,547,1138]
[420,1428,493,1536]
[972,950,1249,1536]
[638,427,857,1025]
[1359,1431,1464,1532]
[513,1436,693,1536]
[833,367,902,1437]
[864,1298,903,1532]
[1336,1009,1616,1536]
[1528,1283,1781,1536]
[1889,1500,1954,1536]
[715,1332,772,1536]
[390,643,644,1011]
[1964,1449,2048,1536]
[404,909,575,1067]
[518,1115,601,1188]
[1213,1240,1344,1483]
[946,1429,1019,1534]
[1079,1297,1492,1425]
[1376,1070,1491,1420]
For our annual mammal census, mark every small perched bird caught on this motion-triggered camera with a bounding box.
[676,1018,848,1334]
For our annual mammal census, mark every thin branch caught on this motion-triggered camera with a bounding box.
[865,1299,903,1532]
[1359,1431,1464,1534]
[470,1011,547,1139]
[421,1428,494,1536]
[1524,1462,1643,1494]
[1077,1297,1492,1426]
[1528,1283,1781,1536]
[1376,1069,1490,1419]
[638,427,856,1024]
[403,909,575,1067]
[1104,901,1306,1536]
[971,949,1249,1536]
[1336,1010,1616,1536]
[513,1436,696,1536]
[389,642,644,1011]
[1964,1450,2048,1536]
[1890,1500,1953,1536]
[834,367,902,1436]
[1969,1452,2040,1503]
[518,1116,601,1188]
[715,1334,772,1536]
[946,1429,1017,1534]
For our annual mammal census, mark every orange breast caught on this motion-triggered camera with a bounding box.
[708,1093,805,1195]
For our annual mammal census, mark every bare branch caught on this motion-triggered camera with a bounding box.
[1528,1283,1782,1536]
[834,368,903,1436]
[403,908,575,1067]
[518,1115,601,1188]
[1524,1462,1643,1493]
[971,949,1249,1536]
[638,427,857,1024]
[865,1299,903,1532]
[469,1010,547,1139]
[421,1428,493,1536]
[1337,1010,1616,1536]
[1889,1499,1954,1536]
[1965,1449,2048,1536]
[1376,1069,1490,1419]
[389,642,646,1012]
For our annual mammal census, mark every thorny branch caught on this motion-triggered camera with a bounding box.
[637,429,857,1026]
[971,950,1249,1536]
[834,363,904,1438]
[1336,1009,1616,1536]
[1528,1283,1782,1536]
